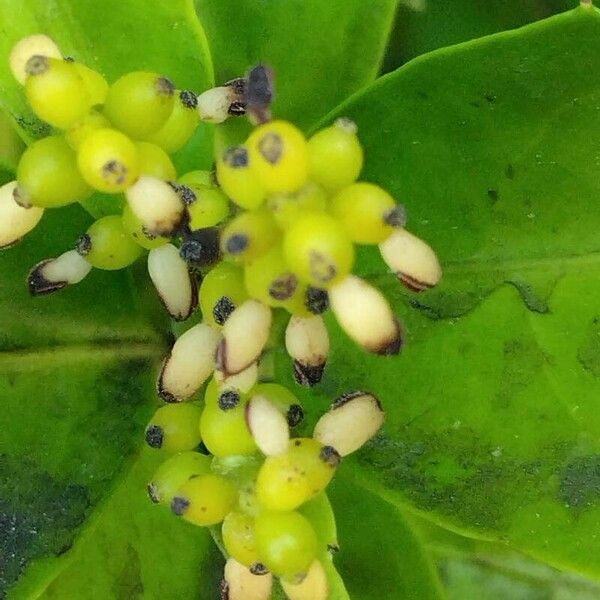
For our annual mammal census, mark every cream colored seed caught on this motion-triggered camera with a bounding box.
[147,244,197,321]
[157,322,221,402]
[197,85,243,124]
[222,558,272,600]
[214,361,259,393]
[379,228,441,292]
[246,395,290,456]
[216,300,272,376]
[285,314,329,387]
[0,181,44,248]
[280,560,329,600]
[9,34,62,84]
[126,175,184,236]
[329,275,401,355]
[28,249,92,295]
[313,391,384,456]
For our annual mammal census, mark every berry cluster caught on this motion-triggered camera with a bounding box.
[4,34,442,599]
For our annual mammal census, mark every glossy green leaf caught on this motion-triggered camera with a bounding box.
[298,4,600,578]
[0,0,214,176]
[194,0,398,140]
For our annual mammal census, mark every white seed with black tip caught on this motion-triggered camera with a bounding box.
[246,395,290,456]
[313,392,384,456]
[0,181,44,248]
[216,300,272,376]
[329,275,402,355]
[157,323,221,402]
[9,34,62,84]
[27,250,92,295]
[147,244,197,321]
[379,229,442,292]
[221,558,272,600]
[285,314,329,387]
[126,175,184,236]
[197,83,244,124]
[214,361,258,393]
[280,560,328,600]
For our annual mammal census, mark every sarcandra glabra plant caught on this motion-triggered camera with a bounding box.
[5,34,442,598]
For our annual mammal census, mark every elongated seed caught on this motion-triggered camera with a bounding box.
[126,175,185,236]
[246,395,290,456]
[10,35,62,84]
[214,361,259,392]
[148,244,197,321]
[329,275,402,355]
[222,558,272,600]
[280,560,328,600]
[313,391,384,456]
[28,249,92,295]
[0,182,44,248]
[285,315,329,386]
[216,300,272,375]
[379,229,441,291]
[158,323,221,402]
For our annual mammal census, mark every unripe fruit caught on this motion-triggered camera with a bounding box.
[186,185,230,230]
[267,182,327,230]
[217,145,265,210]
[0,181,44,248]
[199,262,248,328]
[135,141,177,180]
[222,512,260,567]
[17,135,91,208]
[73,63,109,106]
[103,71,175,138]
[77,128,140,193]
[121,203,169,250]
[246,120,309,194]
[145,403,203,452]
[78,215,143,270]
[24,56,91,128]
[221,210,279,264]
[308,117,363,191]
[65,110,112,150]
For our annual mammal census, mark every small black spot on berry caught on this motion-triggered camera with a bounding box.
[214,296,236,325]
[145,425,164,449]
[219,390,240,410]
[170,496,190,515]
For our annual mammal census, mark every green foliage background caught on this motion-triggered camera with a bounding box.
[1,1,599,598]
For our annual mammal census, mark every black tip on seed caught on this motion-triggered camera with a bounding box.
[170,495,190,516]
[223,145,249,168]
[305,287,329,314]
[75,233,92,256]
[213,296,236,326]
[376,322,404,356]
[228,101,246,116]
[383,205,407,228]
[147,482,160,503]
[225,77,247,96]
[332,390,368,409]
[156,76,175,96]
[320,445,341,467]
[293,360,325,387]
[249,562,269,576]
[225,233,248,255]
[180,228,221,267]
[219,390,240,410]
[27,260,67,296]
[179,89,198,109]
[169,182,197,206]
[25,55,48,76]
[286,404,304,427]
[269,273,298,301]
[220,579,229,600]
[145,425,164,449]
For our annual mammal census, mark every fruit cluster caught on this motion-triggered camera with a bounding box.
[4,34,442,599]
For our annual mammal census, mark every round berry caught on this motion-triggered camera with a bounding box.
[222,512,260,567]
[216,145,265,210]
[221,210,279,264]
[199,262,248,327]
[135,141,177,180]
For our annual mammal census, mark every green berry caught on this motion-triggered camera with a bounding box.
[199,262,248,327]
[308,118,363,191]
[147,451,210,504]
[246,120,309,194]
[121,203,169,250]
[222,511,260,567]
[135,141,177,180]
[221,210,279,264]
[171,473,237,526]
[144,89,199,153]
[73,62,109,106]
[330,182,397,244]
[267,182,327,230]
[17,135,91,208]
[24,56,91,128]
[77,128,140,193]
[145,403,203,453]
[65,109,112,150]
[104,71,175,138]
[254,511,318,578]
[216,145,265,210]
[178,169,213,188]
[283,213,354,288]
[187,185,230,229]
